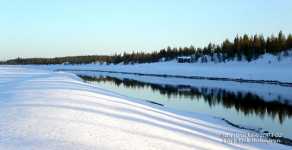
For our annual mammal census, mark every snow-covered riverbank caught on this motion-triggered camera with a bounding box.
[0,66,290,149]
[20,52,292,84]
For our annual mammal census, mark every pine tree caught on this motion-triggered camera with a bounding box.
[277,31,286,52]
[241,34,253,61]
[286,34,292,50]
[222,39,233,60]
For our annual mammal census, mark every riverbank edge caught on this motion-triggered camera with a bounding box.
[56,69,292,87]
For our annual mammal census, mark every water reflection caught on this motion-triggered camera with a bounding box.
[80,75,292,124]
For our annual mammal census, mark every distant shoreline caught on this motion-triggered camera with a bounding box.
[56,69,292,87]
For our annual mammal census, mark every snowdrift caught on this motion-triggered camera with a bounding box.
[0,66,290,150]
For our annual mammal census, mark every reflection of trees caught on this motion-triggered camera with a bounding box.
[80,75,292,124]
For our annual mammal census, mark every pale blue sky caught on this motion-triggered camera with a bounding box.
[1,0,292,60]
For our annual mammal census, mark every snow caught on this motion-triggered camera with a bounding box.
[20,51,292,83]
[0,66,290,149]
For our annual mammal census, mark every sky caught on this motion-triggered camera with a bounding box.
[1,0,292,60]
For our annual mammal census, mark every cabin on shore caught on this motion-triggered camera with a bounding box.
[177,56,192,63]
[62,62,70,65]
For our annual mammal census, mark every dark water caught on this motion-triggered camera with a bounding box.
[79,74,292,139]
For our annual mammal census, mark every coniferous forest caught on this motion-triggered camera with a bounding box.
[3,31,292,65]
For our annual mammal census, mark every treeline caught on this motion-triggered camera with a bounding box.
[3,31,292,65]
[5,55,112,65]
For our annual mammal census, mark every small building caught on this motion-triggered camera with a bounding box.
[177,56,192,63]
[62,62,70,65]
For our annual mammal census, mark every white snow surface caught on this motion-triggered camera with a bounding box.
[22,52,292,83]
[0,66,290,150]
